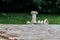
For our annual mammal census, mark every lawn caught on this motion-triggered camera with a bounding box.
[0,13,60,24]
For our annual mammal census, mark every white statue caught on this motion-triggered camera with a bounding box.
[31,11,38,23]
[40,20,44,24]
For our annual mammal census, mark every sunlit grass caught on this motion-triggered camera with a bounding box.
[0,13,60,24]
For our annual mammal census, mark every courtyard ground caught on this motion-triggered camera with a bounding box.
[0,24,60,40]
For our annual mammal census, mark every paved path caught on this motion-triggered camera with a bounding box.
[0,24,60,40]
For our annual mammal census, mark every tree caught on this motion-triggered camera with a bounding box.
[32,0,60,13]
[0,0,60,13]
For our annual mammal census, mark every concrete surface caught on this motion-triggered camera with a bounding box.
[0,24,60,40]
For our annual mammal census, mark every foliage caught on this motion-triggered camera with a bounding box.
[33,0,60,13]
[0,0,60,13]
[0,13,7,17]
[0,13,60,24]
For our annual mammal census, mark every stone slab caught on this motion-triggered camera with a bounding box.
[0,24,60,40]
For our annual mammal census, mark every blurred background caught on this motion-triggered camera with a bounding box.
[0,0,60,24]
[0,0,60,13]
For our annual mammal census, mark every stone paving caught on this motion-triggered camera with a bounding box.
[0,24,60,40]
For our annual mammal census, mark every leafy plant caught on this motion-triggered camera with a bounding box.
[0,13,7,16]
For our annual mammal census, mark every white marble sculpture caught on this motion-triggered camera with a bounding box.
[26,11,49,24]
[31,11,38,23]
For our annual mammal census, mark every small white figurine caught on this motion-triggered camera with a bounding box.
[26,21,31,24]
[37,20,41,24]
[40,20,44,24]
[44,19,49,24]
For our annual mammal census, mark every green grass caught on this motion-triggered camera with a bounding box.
[0,13,60,24]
